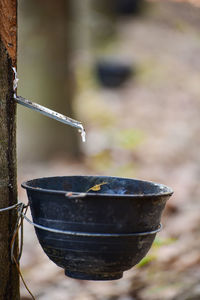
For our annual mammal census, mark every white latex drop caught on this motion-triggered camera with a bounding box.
[79,125,86,143]
[12,67,19,98]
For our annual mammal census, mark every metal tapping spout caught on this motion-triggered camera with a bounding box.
[12,67,86,142]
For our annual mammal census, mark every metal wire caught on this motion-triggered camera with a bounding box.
[0,203,22,212]
[22,212,162,237]
[10,203,28,263]
[2,201,35,300]
[0,202,162,237]
[0,200,162,245]
[0,201,28,263]
[0,202,28,263]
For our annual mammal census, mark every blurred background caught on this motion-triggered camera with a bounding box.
[17,0,200,299]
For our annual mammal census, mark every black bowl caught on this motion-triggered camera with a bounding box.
[115,0,145,15]
[22,176,173,280]
[95,61,133,88]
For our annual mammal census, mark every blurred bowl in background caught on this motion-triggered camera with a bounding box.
[95,60,133,88]
[115,0,146,16]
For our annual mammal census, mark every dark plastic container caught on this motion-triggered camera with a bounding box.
[22,176,173,281]
[115,0,145,15]
[95,61,132,88]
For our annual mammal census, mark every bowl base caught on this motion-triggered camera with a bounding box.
[65,269,123,281]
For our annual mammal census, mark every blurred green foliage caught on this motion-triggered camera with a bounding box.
[137,255,156,268]
[137,237,176,268]
[114,128,145,150]
[153,237,177,248]
[88,149,113,172]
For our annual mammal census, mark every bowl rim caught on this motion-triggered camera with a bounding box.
[21,175,174,198]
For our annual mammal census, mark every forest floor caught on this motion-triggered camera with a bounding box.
[18,1,200,299]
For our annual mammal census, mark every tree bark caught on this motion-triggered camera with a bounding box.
[0,0,19,299]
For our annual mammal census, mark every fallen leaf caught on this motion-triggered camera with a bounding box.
[87,182,107,192]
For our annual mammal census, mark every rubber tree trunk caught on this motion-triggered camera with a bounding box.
[0,1,20,299]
